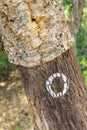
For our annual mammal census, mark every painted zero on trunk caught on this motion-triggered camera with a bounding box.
[46,73,69,98]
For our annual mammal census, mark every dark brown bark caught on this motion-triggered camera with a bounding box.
[18,47,87,130]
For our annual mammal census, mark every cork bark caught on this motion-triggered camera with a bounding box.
[0,0,85,51]
[0,0,73,68]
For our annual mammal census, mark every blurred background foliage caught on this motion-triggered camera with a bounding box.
[0,51,14,81]
[62,0,87,86]
[62,0,73,22]
[0,0,87,86]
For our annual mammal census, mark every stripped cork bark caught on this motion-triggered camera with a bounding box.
[0,0,74,68]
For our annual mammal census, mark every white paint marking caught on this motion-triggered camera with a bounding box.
[46,80,50,85]
[53,73,57,78]
[62,73,67,82]
[50,75,54,80]
[46,73,69,98]
[56,73,60,77]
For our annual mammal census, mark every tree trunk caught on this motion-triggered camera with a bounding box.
[0,0,87,130]
[69,0,85,37]
[18,46,87,130]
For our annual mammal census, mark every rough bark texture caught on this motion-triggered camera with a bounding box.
[69,0,85,36]
[0,0,85,51]
[0,1,87,130]
[0,0,73,68]
[19,47,87,130]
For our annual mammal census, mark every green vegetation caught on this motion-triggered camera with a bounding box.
[16,127,22,130]
[62,0,73,22]
[0,51,14,81]
[0,51,10,69]
[76,7,87,86]
[0,0,87,86]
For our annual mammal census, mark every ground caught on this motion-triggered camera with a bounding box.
[0,68,31,130]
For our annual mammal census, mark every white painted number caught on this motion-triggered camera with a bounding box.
[46,73,69,98]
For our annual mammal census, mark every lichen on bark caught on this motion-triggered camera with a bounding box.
[0,0,73,68]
